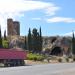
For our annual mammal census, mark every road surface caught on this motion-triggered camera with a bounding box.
[0,63,75,75]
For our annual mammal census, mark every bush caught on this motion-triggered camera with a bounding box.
[34,57,37,61]
[2,39,9,48]
[58,58,62,62]
[66,58,69,62]
[73,57,75,61]
[27,53,45,61]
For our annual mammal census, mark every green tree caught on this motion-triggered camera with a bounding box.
[36,32,41,52]
[4,30,7,40]
[24,36,27,50]
[39,27,42,51]
[27,28,42,53]
[3,30,9,48]
[3,40,9,48]
[72,32,75,55]
[32,28,38,52]
[32,28,41,53]
[28,28,32,51]
[0,26,2,48]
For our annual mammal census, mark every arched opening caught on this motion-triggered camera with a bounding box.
[50,47,63,56]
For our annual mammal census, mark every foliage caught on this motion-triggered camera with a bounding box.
[28,28,32,50]
[27,53,45,61]
[72,32,75,55]
[26,27,43,53]
[73,57,75,61]
[24,36,27,50]
[39,27,42,52]
[2,29,9,48]
[58,58,62,62]
[2,39,9,48]
[32,28,40,52]
[65,57,69,62]
[4,30,7,40]
[0,26,2,48]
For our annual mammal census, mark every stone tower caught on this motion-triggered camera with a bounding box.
[7,18,20,36]
[13,21,20,35]
[7,19,14,35]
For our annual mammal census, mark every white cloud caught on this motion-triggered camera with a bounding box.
[62,31,75,36]
[0,0,60,35]
[45,6,60,16]
[31,18,41,20]
[64,32,72,36]
[46,17,75,23]
[0,0,59,15]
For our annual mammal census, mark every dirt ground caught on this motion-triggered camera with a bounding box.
[25,60,59,65]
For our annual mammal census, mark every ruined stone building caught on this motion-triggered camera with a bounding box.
[7,18,20,36]
[42,36,71,56]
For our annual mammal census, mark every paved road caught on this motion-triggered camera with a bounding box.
[0,63,75,75]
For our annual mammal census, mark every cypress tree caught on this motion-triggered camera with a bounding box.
[4,30,7,40]
[37,32,41,53]
[3,30,9,49]
[28,28,32,51]
[39,27,42,51]
[24,36,27,50]
[0,26,2,48]
[72,31,75,55]
[32,28,38,53]
[32,28,42,53]
[27,27,42,53]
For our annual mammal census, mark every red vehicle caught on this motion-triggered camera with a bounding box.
[0,48,27,67]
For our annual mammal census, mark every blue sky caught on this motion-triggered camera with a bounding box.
[0,0,75,36]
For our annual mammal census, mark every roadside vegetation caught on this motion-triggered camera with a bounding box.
[27,53,45,61]
[26,53,74,63]
[2,39,9,48]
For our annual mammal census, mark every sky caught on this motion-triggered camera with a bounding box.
[0,0,75,36]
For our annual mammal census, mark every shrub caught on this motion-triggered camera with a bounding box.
[58,58,62,62]
[2,39,9,48]
[73,57,75,61]
[66,58,69,62]
[27,53,45,61]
